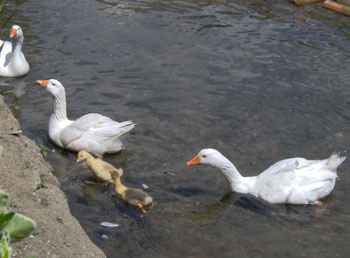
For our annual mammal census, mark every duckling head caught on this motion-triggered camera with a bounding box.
[110,170,123,180]
[76,150,90,163]
[110,171,117,180]
[111,167,124,177]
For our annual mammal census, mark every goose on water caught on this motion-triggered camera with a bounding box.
[0,25,29,77]
[37,79,135,155]
[187,148,346,206]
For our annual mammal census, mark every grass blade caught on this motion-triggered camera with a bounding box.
[0,0,6,13]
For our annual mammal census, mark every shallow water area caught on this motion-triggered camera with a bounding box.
[1,0,350,257]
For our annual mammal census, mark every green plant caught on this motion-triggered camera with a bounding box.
[40,198,48,208]
[39,174,48,186]
[39,145,49,158]
[0,0,6,13]
[0,190,36,258]
[0,0,16,30]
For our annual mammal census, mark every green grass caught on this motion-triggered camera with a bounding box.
[39,145,50,158]
[0,0,6,13]
[40,198,49,207]
[39,174,49,186]
[0,0,17,29]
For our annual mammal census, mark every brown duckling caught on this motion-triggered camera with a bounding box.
[77,150,123,182]
[110,171,153,213]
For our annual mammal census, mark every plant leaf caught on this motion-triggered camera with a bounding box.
[0,232,12,258]
[0,212,15,234]
[0,190,9,210]
[7,213,36,243]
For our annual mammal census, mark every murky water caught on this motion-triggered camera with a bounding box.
[1,0,350,257]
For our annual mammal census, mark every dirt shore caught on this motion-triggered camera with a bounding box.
[0,95,106,258]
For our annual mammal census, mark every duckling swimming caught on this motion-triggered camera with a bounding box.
[76,150,123,182]
[110,171,153,213]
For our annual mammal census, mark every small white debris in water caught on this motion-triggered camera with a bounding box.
[100,222,120,228]
[101,234,109,240]
[142,184,149,190]
[335,132,344,138]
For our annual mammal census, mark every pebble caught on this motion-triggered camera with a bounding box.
[100,234,109,240]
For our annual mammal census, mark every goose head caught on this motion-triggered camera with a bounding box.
[186,148,227,168]
[10,25,24,40]
[36,79,65,98]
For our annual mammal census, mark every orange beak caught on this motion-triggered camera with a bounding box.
[186,154,200,166]
[36,80,49,88]
[10,28,17,38]
[76,157,81,163]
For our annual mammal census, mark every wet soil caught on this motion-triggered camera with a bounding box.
[0,95,106,258]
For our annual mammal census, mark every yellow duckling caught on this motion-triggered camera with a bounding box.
[110,171,153,213]
[76,150,123,182]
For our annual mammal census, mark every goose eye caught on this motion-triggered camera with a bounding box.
[202,154,206,158]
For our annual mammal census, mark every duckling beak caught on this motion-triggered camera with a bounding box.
[186,154,200,166]
[36,80,49,88]
[76,157,81,163]
[10,28,17,38]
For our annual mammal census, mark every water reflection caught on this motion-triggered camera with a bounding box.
[0,77,27,97]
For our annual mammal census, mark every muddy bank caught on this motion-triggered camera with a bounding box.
[0,95,106,258]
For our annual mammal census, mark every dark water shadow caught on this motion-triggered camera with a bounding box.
[186,191,320,225]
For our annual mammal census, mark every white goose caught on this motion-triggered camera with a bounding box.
[37,79,136,155]
[187,149,346,206]
[0,25,30,77]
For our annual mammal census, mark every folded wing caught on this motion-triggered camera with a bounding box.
[60,113,134,147]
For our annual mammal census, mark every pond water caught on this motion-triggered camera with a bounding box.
[1,0,350,257]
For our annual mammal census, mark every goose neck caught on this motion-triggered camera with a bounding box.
[9,37,25,69]
[11,38,22,53]
[214,157,250,193]
[53,91,68,121]
[220,162,242,184]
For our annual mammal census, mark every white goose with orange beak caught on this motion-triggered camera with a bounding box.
[0,25,30,77]
[37,79,135,155]
[187,148,346,206]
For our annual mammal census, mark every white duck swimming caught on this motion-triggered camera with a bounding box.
[37,79,136,155]
[187,149,346,206]
[0,25,30,77]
